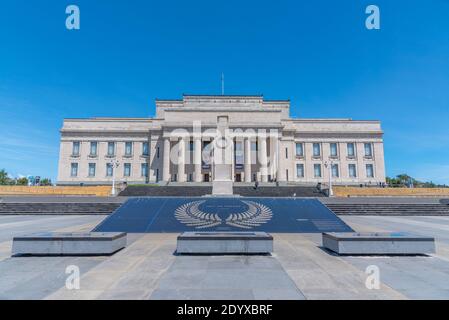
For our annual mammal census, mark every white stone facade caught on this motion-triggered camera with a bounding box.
[57,95,386,186]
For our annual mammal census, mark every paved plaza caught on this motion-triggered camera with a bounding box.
[1,214,449,299]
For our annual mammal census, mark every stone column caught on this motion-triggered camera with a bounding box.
[194,137,202,182]
[259,135,268,182]
[244,137,252,182]
[162,137,171,182]
[178,138,186,182]
[275,137,281,182]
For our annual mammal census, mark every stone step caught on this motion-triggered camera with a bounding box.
[0,203,122,214]
[325,203,449,216]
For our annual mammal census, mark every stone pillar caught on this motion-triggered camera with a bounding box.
[178,138,186,182]
[194,137,202,182]
[275,137,281,182]
[244,138,252,183]
[259,136,268,182]
[162,138,171,182]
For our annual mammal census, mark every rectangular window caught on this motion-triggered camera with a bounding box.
[88,163,96,177]
[70,163,78,177]
[364,143,373,157]
[157,147,160,158]
[90,142,97,157]
[72,142,80,156]
[124,163,131,177]
[347,143,355,157]
[313,143,321,157]
[349,164,357,178]
[107,142,115,156]
[296,164,304,178]
[141,163,148,177]
[235,141,244,169]
[285,147,288,159]
[366,164,374,178]
[142,142,150,156]
[330,143,338,157]
[331,164,339,178]
[125,142,133,156]
[188,140,194,152]
[295,143,304,157]
[106,163,113,177]
[251,141,258,151]
[314,164,322,178]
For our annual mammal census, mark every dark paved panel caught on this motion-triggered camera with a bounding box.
[94,197,353,233]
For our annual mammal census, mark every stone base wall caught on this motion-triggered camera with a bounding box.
[334,186,449,197]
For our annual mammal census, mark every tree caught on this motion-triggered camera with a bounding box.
[40,178,53,186]
[16,177,28,186]
[0,169,11,185]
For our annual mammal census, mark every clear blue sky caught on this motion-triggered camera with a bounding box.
[1,0,448,184]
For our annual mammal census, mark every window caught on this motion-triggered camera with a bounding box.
[330,143,338,157]
[107,142,115,156]
[331,164,339,178]
[142,142,149,156]
[314,164,322,178]
[106,163,113,177]
[366,164,374,178]
[124,163,131,177]
[90,142,97,157]
[88,163,96,177]
[157,147,160,158]
[285,147,288,159]
[251,141,258,151]
[296,164,304,178]
[72,142,80,156]
[141,163,148,177]
[296,143,304,157]
[70,163,78,177]
[188,140,194,152]
[313,143,321,157]
[349,164,357,178]
[364,143,373,157]
[125,142,133,156]
[347,143,355,158]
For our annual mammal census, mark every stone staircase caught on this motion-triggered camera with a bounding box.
[119,186,213,197]
[0,202,122,215]
[323,203,449,216]
[233,186,325,197]
[119,186,325,197]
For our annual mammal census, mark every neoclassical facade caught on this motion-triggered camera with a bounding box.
[57,95,386,186]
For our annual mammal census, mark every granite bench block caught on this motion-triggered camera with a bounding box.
[177,232,273,254]
[12,232,127,256]
[322,232,435,255]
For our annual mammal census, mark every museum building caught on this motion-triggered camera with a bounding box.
[57,95,386,186]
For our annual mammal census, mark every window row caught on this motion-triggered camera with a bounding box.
[296,163,375,179]
[71,141,149,157]
[295,142,373,159]
[70,163,149,178]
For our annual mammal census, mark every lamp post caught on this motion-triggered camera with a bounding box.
[110,159,120,196]
[325,160,334,197]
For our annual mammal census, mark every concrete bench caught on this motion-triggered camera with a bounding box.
[177,232,273,254]
[322,232,435,255]
[12,232,127,256]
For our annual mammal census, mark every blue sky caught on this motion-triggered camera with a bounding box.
[1,0,448,183]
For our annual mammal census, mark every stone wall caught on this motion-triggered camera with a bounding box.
[0,186,112,197]
[334,186,449,197]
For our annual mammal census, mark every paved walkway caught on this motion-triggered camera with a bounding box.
[1,215,449,299]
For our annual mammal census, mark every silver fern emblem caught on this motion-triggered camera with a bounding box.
[174,200,273,230]
[225,201,273,229]
[174,201,223,229]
